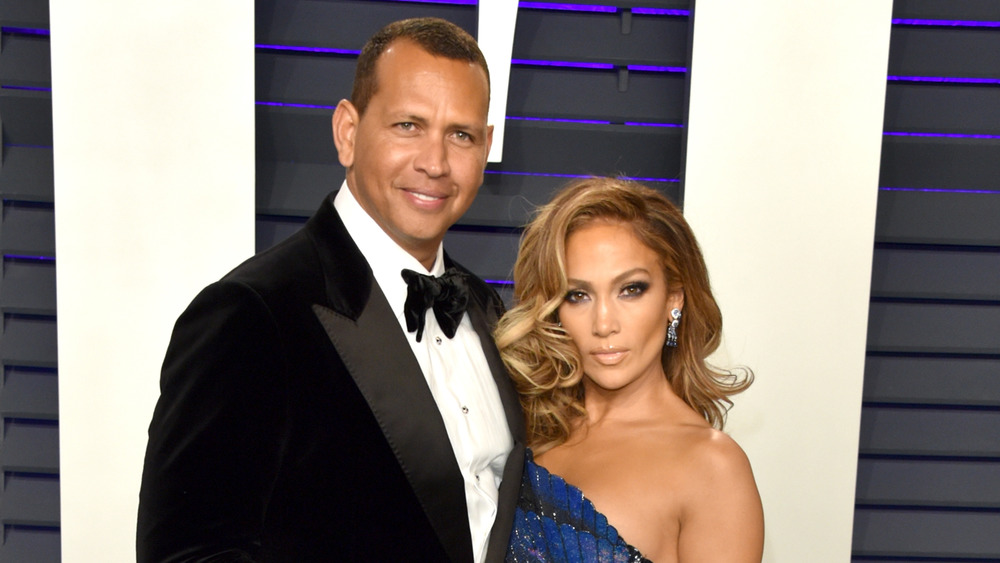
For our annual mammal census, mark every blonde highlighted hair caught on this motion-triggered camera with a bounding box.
[494,177,752,452]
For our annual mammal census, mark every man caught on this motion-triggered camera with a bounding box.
[137,18,525,562]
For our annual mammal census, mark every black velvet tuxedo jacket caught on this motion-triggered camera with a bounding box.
[137,192,526,562]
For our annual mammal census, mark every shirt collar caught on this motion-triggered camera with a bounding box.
[334,182,445,315]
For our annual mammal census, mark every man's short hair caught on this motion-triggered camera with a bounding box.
[350,17,490,116]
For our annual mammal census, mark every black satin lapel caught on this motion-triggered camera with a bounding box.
[311,289,474,563]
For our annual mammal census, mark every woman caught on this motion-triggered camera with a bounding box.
[496,177,764,562]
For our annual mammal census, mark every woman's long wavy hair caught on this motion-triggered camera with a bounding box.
[494,177,752,453]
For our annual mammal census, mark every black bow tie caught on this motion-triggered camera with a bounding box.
[401,267,470,342]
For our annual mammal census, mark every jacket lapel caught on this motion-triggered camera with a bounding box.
[306,196,474,563]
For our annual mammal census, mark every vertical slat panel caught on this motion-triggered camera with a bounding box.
[0,6,59,558]
[853,3,1000,559]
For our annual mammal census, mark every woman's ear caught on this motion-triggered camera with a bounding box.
[331,99,359,168]
[668,288,685,315]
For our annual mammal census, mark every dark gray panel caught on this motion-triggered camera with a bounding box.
[0,367,58,419]
[856,458,1000,507]
[0,526,60,563]
[879,137,1000,192]
[0,420,58,473]
[863,357,1000,406]
[852,508,1000,558]
[870,246,1000,300]
[0,315,57,368]
[443,230,521,283]
[506,66,687,122]
[256,160,682,227]
[884,83,1000,135]
[0,0,49,28]
[0,89,52,147]
[254,54,688,124]
[858,406,1000,457]
[888,27,1000,77]
[1,258,56,315]
[256,0,475,48]
[0,473,59,527]
[873,190,1000,246]
[255,215,307,254]
[255,49,353,106]
[513,10,688,66]
[256,105,335,164]
[0,202,55,256]
[479,172,681,227]
[894,0,1000,19]
[256,161,341,217]
[496,121,683,179]
[0,32,50,88]
[0,146,54,202]
[258,106,684,178]
[867,302,1000,354]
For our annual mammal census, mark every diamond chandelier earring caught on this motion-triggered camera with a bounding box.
[666,308,682,348]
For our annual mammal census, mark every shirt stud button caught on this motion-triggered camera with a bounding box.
[435,336,443,345]
[461,406,469,414]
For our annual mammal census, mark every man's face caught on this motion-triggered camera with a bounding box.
[333,39,493,267]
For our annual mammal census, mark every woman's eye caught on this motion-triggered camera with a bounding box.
[564,290,588,304]
[621,282,649,297]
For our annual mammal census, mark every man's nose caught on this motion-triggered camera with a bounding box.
[414,136,450,178]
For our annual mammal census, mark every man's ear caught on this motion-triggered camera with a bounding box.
[484,123,494,162]
[332,99,359,168]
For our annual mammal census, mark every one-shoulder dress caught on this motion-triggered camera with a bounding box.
[506,450,652,563]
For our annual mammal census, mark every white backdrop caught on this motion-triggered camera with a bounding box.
[684,1,892,561]
[50,2,892,561]
[51,1,254,560]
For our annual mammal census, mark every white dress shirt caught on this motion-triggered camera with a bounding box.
[334,185,513,563]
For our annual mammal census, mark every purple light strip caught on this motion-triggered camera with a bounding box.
[880,187,999,195]
[893,18,1000,28]
[632,8,690,16]
[888,75,1000,85]
[485,279,514,285]
[625,121,683,128]
[256,44,360,56]
[3,143,53,149]
[485,170,678,183]
[885,131,1000,140]
[4,254,55,262]
[519,2,616,12]
[507,116,610,125]
[511,58,614,69]
[628,64,687,73]
[1,85,52,92]
[1,26,50,36]
[388,0,476,4]
[256,101,336,110]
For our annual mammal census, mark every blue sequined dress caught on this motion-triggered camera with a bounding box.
[506,450,652,563]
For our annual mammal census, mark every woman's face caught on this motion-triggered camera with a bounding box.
[558,220,683,394]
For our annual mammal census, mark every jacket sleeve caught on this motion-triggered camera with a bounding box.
[137,281,287,562]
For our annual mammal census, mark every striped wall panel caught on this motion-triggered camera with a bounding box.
[852,0,1000,559]
[0,1,59,560]
[254,0,692,298]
